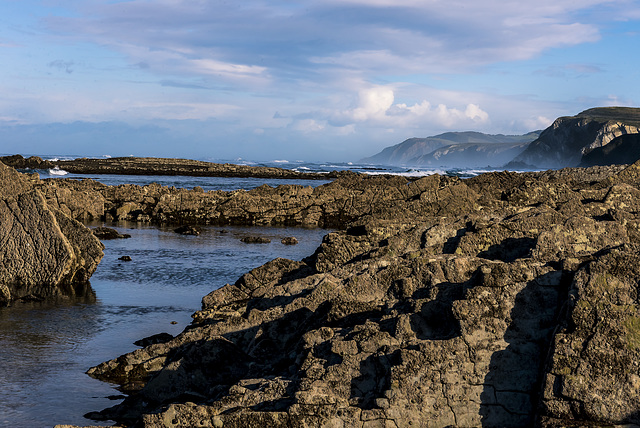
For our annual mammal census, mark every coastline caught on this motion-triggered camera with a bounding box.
[4,157,640,426]
[0,154,349,180]
[43,160,640,427]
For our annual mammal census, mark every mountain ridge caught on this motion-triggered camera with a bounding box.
[361,130,541,167]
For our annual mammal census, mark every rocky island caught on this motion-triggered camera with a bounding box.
[0,155,341,180]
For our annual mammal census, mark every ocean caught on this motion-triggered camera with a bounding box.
[0,156,511,428]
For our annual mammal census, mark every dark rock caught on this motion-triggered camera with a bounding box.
[118,256,132,262]
[93,226,131,240]
[0,154,55,170]
[280,236,298,245]
[134,333,174,347]
[174,225,201,236]
[580,133,640,167]
[240,236,271,244]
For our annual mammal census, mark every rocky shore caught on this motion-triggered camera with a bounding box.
[32,160,640,427]
[5,157,640,426]
[0,154,343,180]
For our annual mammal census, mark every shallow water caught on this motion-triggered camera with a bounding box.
[0,223,329,428]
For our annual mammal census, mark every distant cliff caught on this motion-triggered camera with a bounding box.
[361,131,540,167]
[512,107,640,169]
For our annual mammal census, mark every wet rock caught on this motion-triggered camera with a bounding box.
[118,256,132,262]
[240,236,271,244]
[280,236,298,245]
[134,333,174,347]
[92,226,131,240]
[174,225,201,236]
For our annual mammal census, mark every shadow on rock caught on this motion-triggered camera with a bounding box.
[479,271,566,427]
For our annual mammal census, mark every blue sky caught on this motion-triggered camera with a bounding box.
[1,0,639,162]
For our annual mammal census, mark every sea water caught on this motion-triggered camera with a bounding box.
[0,222,329,428]
[0,167,337,428]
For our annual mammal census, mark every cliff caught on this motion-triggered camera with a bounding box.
[360,131,540,167]
[50,161,640,427]
[0,161,104,305]
[512,107,640,169]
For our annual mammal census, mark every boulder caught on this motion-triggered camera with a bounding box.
[0,161,104,305]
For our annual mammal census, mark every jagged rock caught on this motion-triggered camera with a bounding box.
[281,236,298,245]
[92,227,131,240]
[0,161,104,305]
[57,159,640,427]
[0,154,55,170]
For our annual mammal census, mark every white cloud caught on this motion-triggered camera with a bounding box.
[350,87,395,122]
[332,85,490,130]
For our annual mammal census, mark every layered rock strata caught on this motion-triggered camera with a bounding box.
[71,161,640,427]
[0,161,104,305]
[513,107,640,168]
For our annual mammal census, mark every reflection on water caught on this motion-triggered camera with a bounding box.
[0,223,329,428]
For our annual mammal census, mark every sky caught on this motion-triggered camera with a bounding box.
[0,0,639,162]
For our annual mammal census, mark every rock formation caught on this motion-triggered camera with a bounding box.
[0,161,104,305]
[65,160,640,427]
[513,107,640,168]
[0,154,339,181]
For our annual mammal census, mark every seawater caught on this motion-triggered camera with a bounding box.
[0,172,333,428]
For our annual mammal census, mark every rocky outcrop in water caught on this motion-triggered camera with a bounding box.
[0,161,104,305]
[512,107,640,168]
[69,161,640,427]
[0,154,340,180]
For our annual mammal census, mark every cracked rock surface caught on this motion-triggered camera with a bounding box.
[0,161,104,305]
[54,160,640,427]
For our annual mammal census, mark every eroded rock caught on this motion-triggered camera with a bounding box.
[0,161,104,305]
[63,160,640,427]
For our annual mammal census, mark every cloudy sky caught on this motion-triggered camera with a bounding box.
[1,0,639,162]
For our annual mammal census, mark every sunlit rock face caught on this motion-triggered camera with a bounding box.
[513,107,640,169]
[0,161,103,305]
